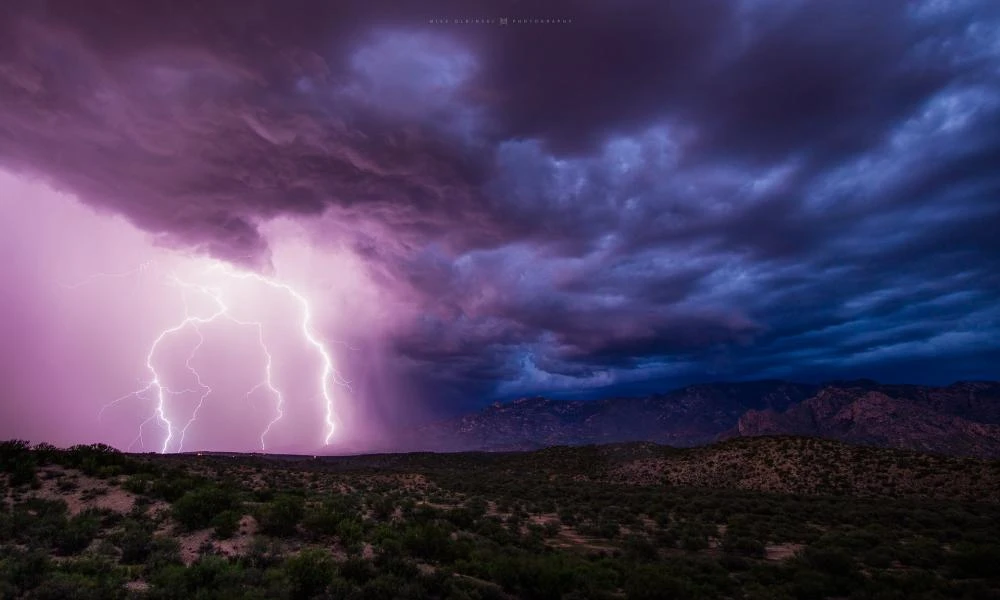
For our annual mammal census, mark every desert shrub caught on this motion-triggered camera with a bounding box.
[898,536,945,568]
[9,497,69,549]
[22,571,125,600]
[0,440,39,487]
[402,523,457,563]
[211,510,242,540]
[359,574,411,600]
[283,548,336,599]
[466,496,489,518]
[63,444,128,476]
[172,485,242,530]
[187,554,245,593]
[543,521,562,537]
[147,555,245,599]
[624,566,695,600]
[117,520,154,564]
[150,473,202,502]
[446,507,477,529]
[859,545,895,569]
[302,504,340,537]
[680,533,709,552]
[949,542,1000,579]
[622,534,659,562]
[147,536,183,571]
[257,494,305,537]
[0,548,52,594]
[123,474,152,495]
[336,517,365,546]
[243,536,286,570]
[801,547,857,577]
[340,556,376,585]
[29,443,60,466]
[0,439,32,467]
[721,534,766,559]
[53,512,101,555]
[482,553,608,600]
[369,495,396,521]
[557,508,576,524]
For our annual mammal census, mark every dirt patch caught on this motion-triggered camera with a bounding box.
[529,513,560,526]
[178,529,214,565]
[361,542,375,560]
[215,515,258,558]
[549,526,617,553]
[91,488,136,513]
[765,543,804,561]
[32,467,139,515]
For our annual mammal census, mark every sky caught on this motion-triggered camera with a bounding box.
[1,0,999,452]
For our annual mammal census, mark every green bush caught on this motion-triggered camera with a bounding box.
[622,534,658,562]
[402,523,455,563]
[147,536,183,571]
[302,504,340,537]
[117,520,154,564]
[257,494,305,537]
[0,440,39,487]
[172,485,242,530]
[950,542,1000,579]
[625,566,695,600]
[283,548,336,599]
[721,534,766,559]
[1,548,53,594]
[336,517,365,547]
[54,512,101,555]
[212,510,242,540]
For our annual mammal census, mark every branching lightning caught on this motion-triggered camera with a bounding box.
[209,264,348,446]
[75,260,347,453]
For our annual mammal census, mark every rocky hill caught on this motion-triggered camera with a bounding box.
[732,382,1000,458]
[391,380,1000,458]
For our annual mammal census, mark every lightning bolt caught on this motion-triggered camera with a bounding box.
[78,259,347,453]
[209,264,347,446]
[175,323,211,453]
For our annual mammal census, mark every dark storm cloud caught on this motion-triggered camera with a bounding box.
[1,0,999,408]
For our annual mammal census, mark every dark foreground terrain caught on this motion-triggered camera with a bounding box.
[2,437,999,599]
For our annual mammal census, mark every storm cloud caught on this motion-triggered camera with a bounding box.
[1,0,999,421]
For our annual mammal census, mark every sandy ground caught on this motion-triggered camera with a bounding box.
[171,514,261,564]
[32,466,138,515]
[549,525,618,553]
[177,529,214,565]
[765,542,804,561]
[215,515,259,558]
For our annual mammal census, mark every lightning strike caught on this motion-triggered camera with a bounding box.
[210,264,348,446]
[175,324,211,453]
[74,259,347,453]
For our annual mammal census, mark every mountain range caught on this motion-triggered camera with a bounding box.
[378,380,1000,458]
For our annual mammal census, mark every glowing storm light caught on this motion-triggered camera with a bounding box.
[85,260,348,453]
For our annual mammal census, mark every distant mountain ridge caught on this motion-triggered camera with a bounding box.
[386,380,1000,458]
[731,381,1000,458]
